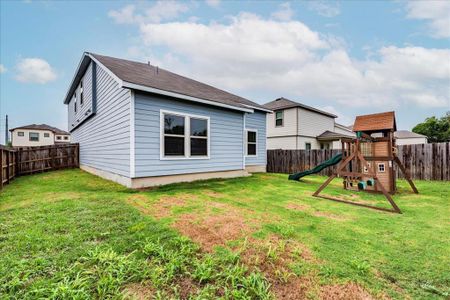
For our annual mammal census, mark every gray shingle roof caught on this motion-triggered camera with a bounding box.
[316,130,354,141]
[394,130,426,139]
[89,53,267,112]
[263,97,337,118]
[10,124,69,135]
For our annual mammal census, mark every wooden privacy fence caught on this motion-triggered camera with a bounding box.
[0,143,79,190]
[267,142,450,181]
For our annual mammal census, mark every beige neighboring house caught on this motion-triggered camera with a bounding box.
[10,124,71,147]
[263,97,354,150]
[394,130,427,145]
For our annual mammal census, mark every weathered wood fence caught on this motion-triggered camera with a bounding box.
[0,143,79,190]
[267,142,450,181]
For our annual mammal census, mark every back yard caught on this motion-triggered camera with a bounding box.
[0,169,449,299]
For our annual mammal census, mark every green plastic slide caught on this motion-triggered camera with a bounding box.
[288,153,343,181]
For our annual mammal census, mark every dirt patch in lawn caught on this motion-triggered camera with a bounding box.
[122,282,155,300]
[176,276,200,299]
[173,207,253,252]
[320,282,375,300]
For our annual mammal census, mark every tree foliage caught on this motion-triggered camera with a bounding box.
[412,111,450,143]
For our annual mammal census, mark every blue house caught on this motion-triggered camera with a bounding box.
[63,53,270,188]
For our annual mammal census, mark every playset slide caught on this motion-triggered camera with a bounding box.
[288,153,343,181]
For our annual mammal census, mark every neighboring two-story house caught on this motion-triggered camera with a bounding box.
[263,97,354,150]
[63,52,269,188]
[10,124,70,147]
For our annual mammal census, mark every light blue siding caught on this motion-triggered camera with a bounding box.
[134,92,244,177]
[245,111,267,166]
[68,63,94,130]
[71,63,131,177]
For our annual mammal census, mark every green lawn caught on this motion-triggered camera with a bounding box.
[0,169,449,299]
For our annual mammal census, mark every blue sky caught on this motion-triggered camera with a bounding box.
[1,0,449,144]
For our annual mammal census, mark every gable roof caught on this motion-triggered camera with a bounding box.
[64,52,270,113]
[10,124,69,135]
[352,111,397,132]
[394,130,426,139]
[316,130,354,141]
[263,97,337,118]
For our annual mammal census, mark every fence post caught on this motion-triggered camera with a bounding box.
[0,149,3,190]
[6,150,10,184]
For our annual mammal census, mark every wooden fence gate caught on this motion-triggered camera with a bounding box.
[0,143,79,190]
[267,142,449,181]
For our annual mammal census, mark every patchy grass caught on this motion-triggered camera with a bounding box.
[1,169,449,299]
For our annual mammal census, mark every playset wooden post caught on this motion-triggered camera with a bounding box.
[313,111,418,214]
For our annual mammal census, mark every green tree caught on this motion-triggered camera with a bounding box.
[412,111,450,143]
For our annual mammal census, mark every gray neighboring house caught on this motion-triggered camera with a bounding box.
[63,52,270,188]
[394,130,427,145]
[263,97,354,150]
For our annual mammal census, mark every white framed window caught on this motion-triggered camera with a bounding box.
[18,131,24,137]
[275,110,283,127]
[160,110,210,160]
[56,136,62,140]
[80,80,84,106]
[29,132,39,142]
[378,163,385,172]
[44,133,50,138]
[64,136,69,140]
[246,129,257,156]
[305,142,311,150]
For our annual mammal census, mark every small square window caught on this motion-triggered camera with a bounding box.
[44,133,50,138]
[378,163,385,172]
[18,131,24,137]
[56,136,62,140]
[64,136,68,140]
[305,142,311,150]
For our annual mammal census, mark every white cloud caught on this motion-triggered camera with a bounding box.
[308,1,340,17]
[133,13,450,111]
[15,58,57,84]
[271,2,294,21]
[205,0,220,8]
[405,1,450,38]
[0,64,6,73]
[108,1,188,24]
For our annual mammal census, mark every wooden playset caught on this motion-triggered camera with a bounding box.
[313,111,418,214]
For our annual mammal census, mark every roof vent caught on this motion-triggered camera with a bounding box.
[147,61,151,66]
[156,66,159,74]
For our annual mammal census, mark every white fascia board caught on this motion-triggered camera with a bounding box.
[121,81,254,113]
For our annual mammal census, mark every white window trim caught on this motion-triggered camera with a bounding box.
[160,109,210,160]
[377,163,386,173]
[245,128,258,157]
